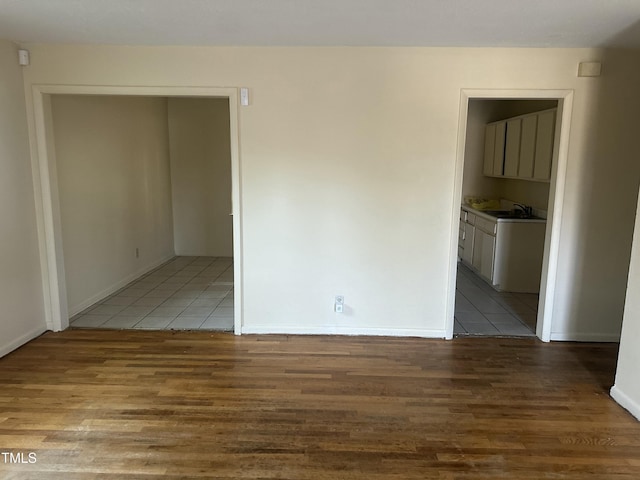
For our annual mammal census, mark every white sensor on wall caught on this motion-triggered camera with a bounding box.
[240,88,249,106]
[334,295,344,313]
[18,49,30,66]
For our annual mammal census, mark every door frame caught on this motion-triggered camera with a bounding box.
[447,89,574,342]
[28,84,243,334]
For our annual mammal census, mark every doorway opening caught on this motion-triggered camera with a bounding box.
[58,96,234,331]
[30,86,242,334]
[447,90,574,341]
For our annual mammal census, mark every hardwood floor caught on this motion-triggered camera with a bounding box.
[0,330,638,479]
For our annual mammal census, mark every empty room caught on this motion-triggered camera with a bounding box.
[2,1,640,478]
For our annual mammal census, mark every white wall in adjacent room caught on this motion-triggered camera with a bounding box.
[51,95,175,315]
[461,100,503,200]
[167,97,232,257]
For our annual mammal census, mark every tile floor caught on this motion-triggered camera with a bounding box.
[70,256,234,331]
[454,263,538,337]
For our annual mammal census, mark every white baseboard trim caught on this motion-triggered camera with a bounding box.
[0,324,48,359]
[241,325,447,338]
[550,332,621,342]
[68,254,175,317]
[610,385,640,421]
[174,251,233,258]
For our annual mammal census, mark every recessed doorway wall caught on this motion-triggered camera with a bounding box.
[47,94,235,332]
[448,89,574,342]
[30,85,242,334]
[455,98,558,337]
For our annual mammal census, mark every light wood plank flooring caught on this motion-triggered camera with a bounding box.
[0,330,638,479]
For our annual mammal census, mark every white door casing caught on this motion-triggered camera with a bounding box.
[447,88,574,342]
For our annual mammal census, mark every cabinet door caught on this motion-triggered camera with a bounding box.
[472,230,496,282]
[493,121,506,176]
[518,114,537,179]
[483,123,496,176]
[533,110,555,181]
[504,118,521,177]
[479,232,496,281]
[462,223,474,264]
[472,230,483,271]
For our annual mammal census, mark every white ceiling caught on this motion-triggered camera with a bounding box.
[1,0,640,48]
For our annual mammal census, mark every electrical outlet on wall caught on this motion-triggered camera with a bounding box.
[334,295,344,313]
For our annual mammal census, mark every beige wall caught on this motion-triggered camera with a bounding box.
[19,45,640,338]
[168,98,232,257]
[608,48,640,419]
[50,95,175,315]
[551,48,640,341]
[0,40,46,356]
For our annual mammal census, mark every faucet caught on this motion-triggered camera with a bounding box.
[513,203,533,217]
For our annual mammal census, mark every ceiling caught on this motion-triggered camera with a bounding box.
[1,0,640,48]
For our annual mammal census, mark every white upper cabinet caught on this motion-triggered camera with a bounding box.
[483,123,496,176]
[518,115,537,179]
[504,118,521,177]
[483,120,506,177]
[483,108,556,182]
[493,121,506,176]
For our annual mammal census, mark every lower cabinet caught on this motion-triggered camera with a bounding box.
[472,229,496,281]
[462,222,475,264]
[459,208,546,293]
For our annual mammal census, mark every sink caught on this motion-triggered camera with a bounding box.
[481,209,539,219]
[482,210,511,216]
[498,213,537,219]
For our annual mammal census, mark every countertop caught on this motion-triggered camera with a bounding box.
[461,204,547,224]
